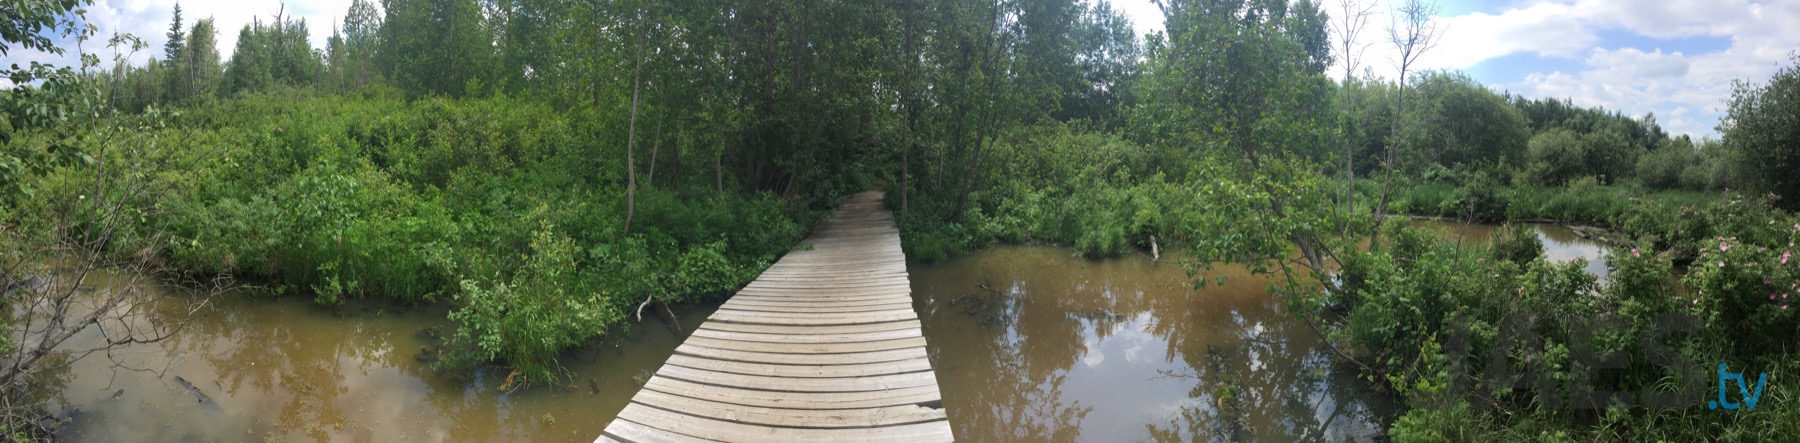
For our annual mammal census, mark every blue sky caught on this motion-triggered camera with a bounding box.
[1117,0,1800,139]
[8,0,1796,139]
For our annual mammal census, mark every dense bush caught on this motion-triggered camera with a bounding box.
[1398,72,1531,171]
[1350,210,1800,442]
[16,92,820,385]
[896,122,1193,259]
[1490,223,1543,265]
[1635,138,1696,190]
[1524,129,1588,186]
[1721,53,1800,210]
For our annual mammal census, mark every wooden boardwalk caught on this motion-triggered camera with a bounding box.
[598,191,953,442]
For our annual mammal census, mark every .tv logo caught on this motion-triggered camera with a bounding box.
[1707,362,1768,410]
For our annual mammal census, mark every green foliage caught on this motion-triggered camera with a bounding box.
[1721,52,1800,210]
[441,224,620,389]
[1635,137,1695,190]
[1398,71,1530,171]
[7,90,817,384]
[1491,223,1543,265]
[1393,167,1509,222]
[379,0,493,96]
[1524,128,1586,186]
[221,18,323,97]
[1686,230,1800,358]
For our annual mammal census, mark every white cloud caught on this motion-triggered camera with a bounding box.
[1114,0,1798,139]
[1424,2,1594,69]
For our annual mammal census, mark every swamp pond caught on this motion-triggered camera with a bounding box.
[47,222,1608,442]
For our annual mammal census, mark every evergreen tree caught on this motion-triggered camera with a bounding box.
[164,3,185,62]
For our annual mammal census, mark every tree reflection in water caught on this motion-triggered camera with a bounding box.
[914,246,1395,443]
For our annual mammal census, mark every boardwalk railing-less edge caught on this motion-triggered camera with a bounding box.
[598,191,954,442]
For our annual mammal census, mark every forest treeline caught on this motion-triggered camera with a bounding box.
[7,0,1800,439]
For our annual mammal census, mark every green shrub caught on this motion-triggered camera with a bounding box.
[1491,223,1543,264]
[1687,231,1800,359]
[1636,143,1694,190]
[441,225,622,389]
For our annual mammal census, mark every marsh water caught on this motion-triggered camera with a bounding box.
[48,222,1609,442]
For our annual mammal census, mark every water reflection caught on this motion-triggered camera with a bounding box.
[1408,221,1613,277]
[52,277,705,442]
[913,247,1396,442]
[41,220,1610,441]
[911,221,1612,442]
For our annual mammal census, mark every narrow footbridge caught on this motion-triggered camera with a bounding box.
[599,191,954,442]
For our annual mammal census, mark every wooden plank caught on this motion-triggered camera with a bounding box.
[599,191,954,442]
[753,270,907,279]
[731,288,912,298]
[682,335,927,355]
[709,309,918,326]
[652,364,939,393]
[601,419,719,443]
[643,375,943,411]
[690,326,920,345]
[724,297,912,309]
[672,342,926,366]
[732,288,911,298]
[613,404,952,443]
[629,389,946,429]
[766,257,907,266]
[662,354,934,378]
[739,281,911,291]
[715,301,914,314]
[745,275,908,284]
[697,319,920,336]
[720,301,913,312]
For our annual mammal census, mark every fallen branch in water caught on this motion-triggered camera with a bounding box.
[656,302,685,337]
[634,293,653,322]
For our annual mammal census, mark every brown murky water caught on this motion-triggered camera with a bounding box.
[906,222,1610,442]
[911,246,1396,442]
[46,221,1608,442]
[50,273,708,442]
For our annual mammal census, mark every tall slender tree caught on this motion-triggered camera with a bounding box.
[1372,0,1441,230]
[163,3,184,62]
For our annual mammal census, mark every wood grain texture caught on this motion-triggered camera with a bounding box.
[599,191,953,442]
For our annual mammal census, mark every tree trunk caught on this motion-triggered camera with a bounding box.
[951,0,1007,222]
[649,105,664,187]
[1371,70,1405,247]
[622,11,646,237]
[716,130,726,195]
[899,0,917,216]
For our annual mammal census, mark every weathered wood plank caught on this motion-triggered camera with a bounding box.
[673,341,927,366]
[715,302,916,315]
[730,289,912,298]
[643,376,943,411]
[697,319,920,336]
[682,335,927,355]
[662,354,935,378]
[708,309,918,326]
[629,389,945,429]
[600,419,719,443]
[652,365,939,393]
[723,297,913,309]
[600,191,950,442]
[613,404,952,443]
[690,327,922,344]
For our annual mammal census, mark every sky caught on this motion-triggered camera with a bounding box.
[1111,0,1800,139]
[8,0,1797,139]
